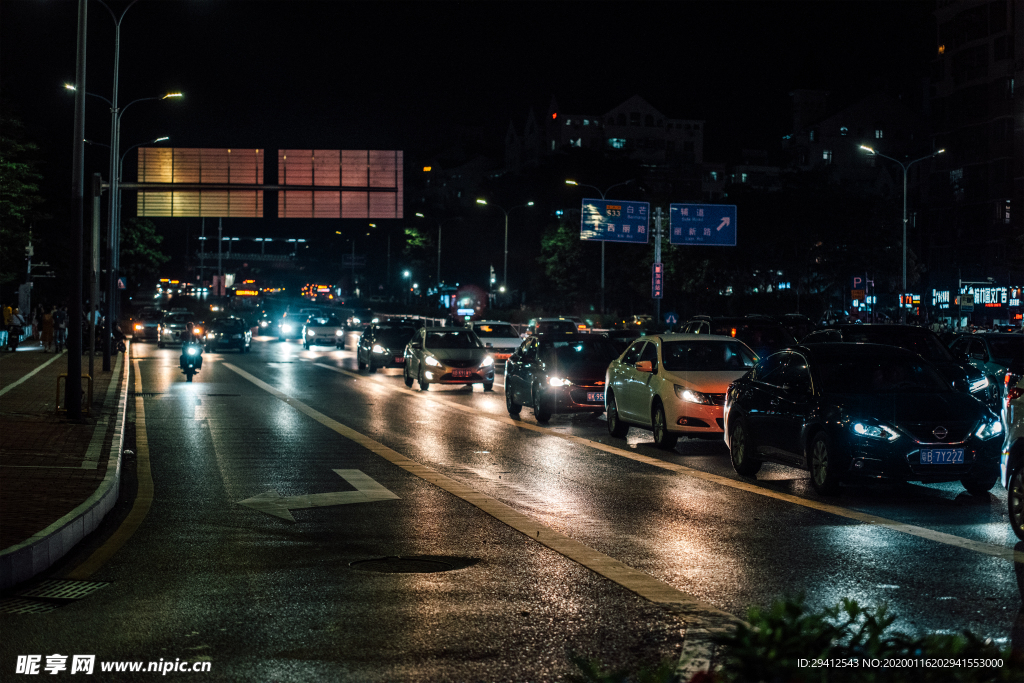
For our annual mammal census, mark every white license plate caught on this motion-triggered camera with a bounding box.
[920,448,964,464]
[452,369,473,378]
[587,391,605,403]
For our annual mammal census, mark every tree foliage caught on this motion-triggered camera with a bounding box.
[0,113,46,286]
[120,217,170,293]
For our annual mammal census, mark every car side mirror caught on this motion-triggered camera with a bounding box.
[635,360,654,373]
[410,342,422,350]
[783,382,811,396]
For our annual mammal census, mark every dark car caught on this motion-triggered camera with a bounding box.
[131,308,162,342]
[801,324,998,410]
[602,329,644,355]
[949,333,1024,399]
[505,334,620,422]
[204,317,251,353]
[681,315,796,359]
[357,322,417,372]
[724,344,1004,496]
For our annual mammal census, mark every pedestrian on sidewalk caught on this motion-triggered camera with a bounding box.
[53,305,68,353]
[41,306,55,352]
[9,307,26,351]
[1,303,10,350]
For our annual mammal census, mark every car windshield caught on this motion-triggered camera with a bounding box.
[537,320,577,334]
[211,319,245,331]
[814,354,952,394]
[662,340,757,372]
[376,327,416,345]
[707,322,795,351]
[474,324,519,338]
[164,314,192,325]
[842,329,951,362]
[426,331,483,349]
[541,339,619,369]
[987,338,1024,364]
[308,317,341,327]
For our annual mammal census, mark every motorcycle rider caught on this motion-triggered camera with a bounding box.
[179,321,204,371]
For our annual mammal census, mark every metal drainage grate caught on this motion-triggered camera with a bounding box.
[0,597,61,614]
[19,579,110,600]
[350,555,463,574]
[128,392,161,397]
[205,393,241,397]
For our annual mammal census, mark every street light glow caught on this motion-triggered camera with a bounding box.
[415,212,425,217]
[153,136,169,142]
[64,83,76,91]
[162,92,183,99]
[476,199,487,205]
[859,145,875,154]
[403,270,411,277]
[565,180,577,185]
[526,201,534,206]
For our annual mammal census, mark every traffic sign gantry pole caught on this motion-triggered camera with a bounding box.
[653,207,663,324]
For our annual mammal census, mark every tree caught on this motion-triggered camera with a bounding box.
[0,113,46,287]
[120,217,170,294]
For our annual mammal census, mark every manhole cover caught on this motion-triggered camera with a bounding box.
[350,555,459,573]
[128,392,161,397]
[18,579,109,600]
[0,597,60,614]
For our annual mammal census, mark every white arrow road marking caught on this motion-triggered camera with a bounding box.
[238,469,399,522]
[716,216,730,231]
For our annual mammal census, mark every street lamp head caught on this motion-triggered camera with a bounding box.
[476,199,487,206]
[162,92,183,99]
[565,180,577,186]
[935,149,946,155]
[526,201,534,206]
[152,136,169,143]
[403,270,411,278]
[415,212,425,217]
[859,145,875,154]
[64,83,76,91]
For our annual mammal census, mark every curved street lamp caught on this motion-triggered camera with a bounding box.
[565,179,634,314]
[474,199,533,292]
[859,145,945,323]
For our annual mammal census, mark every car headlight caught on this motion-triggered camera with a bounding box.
[282,324,293,333]
[970,377,989,393]
[852,422,900,441]
[480,356,494,367]
[335,329,343,336]
[206,333,214,339]
[548,377,570,387]
[193,327,203,336]
[186,346,199,356]
[975,419,1003,440]
[372,344,387,354]
[307,330,316,337]
[425,355,441,367]
[674,385,711,404]
[260,321,268,327]
[350,317,360,326]
[134,323,143,330]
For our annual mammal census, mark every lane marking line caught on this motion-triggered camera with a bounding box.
[65,358,155,579]
[222,362,739,620]
[310,362,1024,565]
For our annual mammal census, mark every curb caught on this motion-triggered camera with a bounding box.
[0,343,131,590]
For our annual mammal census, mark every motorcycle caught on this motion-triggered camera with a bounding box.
[180,341,203,382]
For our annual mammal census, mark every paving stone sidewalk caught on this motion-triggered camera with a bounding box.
[0,345,127,581]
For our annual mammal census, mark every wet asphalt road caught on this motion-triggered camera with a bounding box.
[4,334,1024,681]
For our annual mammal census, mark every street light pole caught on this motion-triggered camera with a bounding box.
[860,146,944,324]
[565,179,634,315]
[475,200,533,295]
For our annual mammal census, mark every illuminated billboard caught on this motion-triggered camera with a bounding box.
[137,148,264,217]
[278,150,403,219]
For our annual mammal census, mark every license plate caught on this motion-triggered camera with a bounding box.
[394,357,404,364]
[587,391,605,403]
[452,368,473,378]
[920,448,964,464]
[494,353,511,360]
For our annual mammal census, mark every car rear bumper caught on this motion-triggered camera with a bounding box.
[423,368,494,384]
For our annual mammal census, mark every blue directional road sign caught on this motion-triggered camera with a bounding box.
[664,311,679,325]
[580,199,650,243]
[669,203,737,246]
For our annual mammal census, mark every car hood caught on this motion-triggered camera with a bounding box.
[480,336,522,348]
[662,369,749,393]
[831,390,987,424]
[930,359,980,391]
[427,348,489,362]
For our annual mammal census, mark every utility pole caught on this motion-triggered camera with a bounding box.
[67,0,87,419]
[217,217,223,295]
[91,174,103,380]
[199,218,205,283]
[654,207,663,325]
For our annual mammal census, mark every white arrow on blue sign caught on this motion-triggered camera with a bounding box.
[669,204,737,246]
[664,311,679,325]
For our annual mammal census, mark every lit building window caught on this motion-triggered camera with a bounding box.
[823,150,832,163]
[566,119,572,126]
[938,44,945,54]
[583,119,589,126]
[875,129,884,139]
[1005,200,1012,225]
[809,130,815,142]
[709,171,718,181]
[741,173,748,183]
[839,127,848,136]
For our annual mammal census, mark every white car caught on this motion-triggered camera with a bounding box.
[403,327,494,391]
[605,333,757,449]
[468,321,523,363]
[1000,366,1023,540]
[301,315,346,349]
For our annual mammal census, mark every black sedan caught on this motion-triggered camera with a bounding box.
[505,335,620,423]
[357,322,417,372]
[204,317,251,352]
[801,324,998,410]
[724,343,1004,496]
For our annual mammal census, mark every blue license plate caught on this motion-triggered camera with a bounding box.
[587,391,605,403]
[919,448,964,464]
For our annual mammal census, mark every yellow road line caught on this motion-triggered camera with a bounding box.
[223,362,738,620]
[65,358,155,579]
[313,362,1024,565]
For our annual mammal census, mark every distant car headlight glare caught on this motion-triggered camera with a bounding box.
[852,422,899,441]
[335,329,343,336]
[186,346,199,356]
[975,419,1003,440]
[674,385,711,404]
[480,356,494,367]
[307,330,316,337]
[548,377,569,387]
[425,355,441,367]
[372,344,387,353]
[282,324,293,334]
[260,321,268,327]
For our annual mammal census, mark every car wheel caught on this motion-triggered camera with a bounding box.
[652,403,678,450]
[357,355,367,371]
[419,368,430,391]
[533,386,551,423]
[505,386,522,416]
[606,392,630,438]
[483,381,493,392]
[367,359,377,373]
[729,417,762,476]
[961,469,998,496]
[1009,464,1024,542]
[809,431,842,496]
[404,365,414,388]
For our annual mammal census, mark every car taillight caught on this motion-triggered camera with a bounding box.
[1007,373,1022,409]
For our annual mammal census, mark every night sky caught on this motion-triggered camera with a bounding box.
[1,0,936,285]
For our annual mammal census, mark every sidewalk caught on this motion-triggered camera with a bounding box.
[0,343,131,590]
